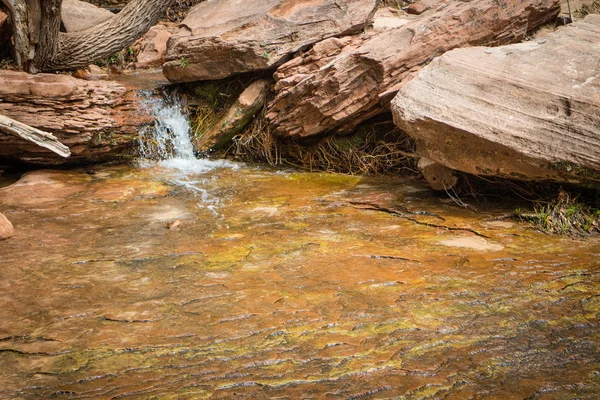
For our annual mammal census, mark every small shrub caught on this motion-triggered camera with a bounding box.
[179,56,190,69]
[517,189,600,236]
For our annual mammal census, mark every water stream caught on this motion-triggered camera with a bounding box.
[1,95,599,398]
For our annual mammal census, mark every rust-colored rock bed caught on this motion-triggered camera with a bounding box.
[1,162,599,398]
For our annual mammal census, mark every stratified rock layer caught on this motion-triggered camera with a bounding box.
[391,15,600,185]
[0,71,152,165]
[266,0,561,138]
[162,0,378,82]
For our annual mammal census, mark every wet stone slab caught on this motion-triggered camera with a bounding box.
[0,163,599,398]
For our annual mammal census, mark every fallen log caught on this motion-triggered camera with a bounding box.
[266,0,561,138]
[0,70,153,165]
[0,115,71,158]
[391,15,600,187]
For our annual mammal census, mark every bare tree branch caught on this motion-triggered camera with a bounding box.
[0,115,71,158]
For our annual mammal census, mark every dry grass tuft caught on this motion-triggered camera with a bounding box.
[224,113,419,176]
[184,78,248,150]
[517,189,600,236]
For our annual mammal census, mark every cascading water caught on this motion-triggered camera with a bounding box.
[137,90,239,215]
[138,90,238,174]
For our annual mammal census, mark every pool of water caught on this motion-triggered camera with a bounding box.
[0,159,599,398]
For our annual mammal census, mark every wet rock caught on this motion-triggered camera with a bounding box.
[266,0,560,138]
[0,70,153,165]
[61,0,114,32]
[195,80,271,151]
[162,0,378,82]
[134,24,173,69]
[0,170,87,206]
[72,64,109,80]
[391,15,600,186]
[438,236,504,251]
[0,212,13,240]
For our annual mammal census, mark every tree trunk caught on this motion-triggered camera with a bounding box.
[1,0,173,72]
[0,70,153,165]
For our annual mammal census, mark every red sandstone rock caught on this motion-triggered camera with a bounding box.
[0,212,13,240]
[391,15,600,186]
[406,0,443,15]
[266,0,561,138]
[134,25,173,69]
[0,71,153,165]
[162,0,378,82]
[61,0,114,32]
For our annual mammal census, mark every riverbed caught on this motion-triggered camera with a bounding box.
[1,159,599,398]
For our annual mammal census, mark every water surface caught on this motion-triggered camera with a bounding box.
[1,160,599,399]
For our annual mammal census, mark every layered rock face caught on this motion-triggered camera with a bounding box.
[391,15,600,186]
[162,0,378,82]
[265,0,561,138]
[0,71,153,165]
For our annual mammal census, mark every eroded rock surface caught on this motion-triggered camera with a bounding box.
[1,163,600,397]
[0,71,153,165]
[61,0,114,32]
[391,15,600,185]
[266,0,561,138]
[162,0,378,82]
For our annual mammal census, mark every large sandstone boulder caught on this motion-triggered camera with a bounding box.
[265,0,561,138]
[0,71,153,165]
[61,0,114,32]
[391,15,600,187]
[162,0,378,82]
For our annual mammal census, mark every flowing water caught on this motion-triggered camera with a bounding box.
[1,96,600,399]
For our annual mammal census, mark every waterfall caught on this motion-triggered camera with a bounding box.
[138,91,195,161]
[138,90,237,174]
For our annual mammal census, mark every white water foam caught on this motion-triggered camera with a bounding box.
[138,91,240,174]
[137,91,241,218]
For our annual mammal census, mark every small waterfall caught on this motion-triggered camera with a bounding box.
[137,90,239,218]
[138,91,195,162]
[138,90,237,174]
